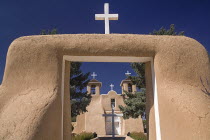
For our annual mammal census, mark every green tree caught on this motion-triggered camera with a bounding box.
[40,29,91,117]
[70,62,91,117]
[40,28,58,35]
[119,63,146,119]
[119,24,185,119]
[119,89,146,119]
[150,24,184,35]
[128,63,146,89]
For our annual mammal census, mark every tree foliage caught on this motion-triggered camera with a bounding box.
[40,28,58,35]
[70,62,91,117]
[40,29,91,117]
[128,63,146,89]
[150,24,184,36]
[119,89,146,119]
[119,63,146,119]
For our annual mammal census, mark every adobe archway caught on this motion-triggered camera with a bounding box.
[0,34,209,140]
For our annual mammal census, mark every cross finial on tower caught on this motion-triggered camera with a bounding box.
[95,3,119,34]
[125,71,131,76]
[110,84,114,91]
[91,72,97,79]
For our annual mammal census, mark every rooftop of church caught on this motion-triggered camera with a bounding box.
[87,71,136,95]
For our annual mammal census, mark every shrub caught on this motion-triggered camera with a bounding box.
[130,132,147,140]
[72,132,96,140]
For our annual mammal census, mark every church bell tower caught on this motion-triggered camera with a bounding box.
[120,71,137,94]
[87,72,102,95]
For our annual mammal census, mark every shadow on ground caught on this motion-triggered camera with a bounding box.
[98,137,126,140]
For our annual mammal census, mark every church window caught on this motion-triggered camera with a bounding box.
[128,83,132,92]
[91,85,96,94]
[111,98,115,108]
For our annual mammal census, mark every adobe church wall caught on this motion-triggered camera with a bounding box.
[84,95,106,135]
[123,118,144,135]
[101,90,124,111]
[73,113,86,134]
[0,34,209,140]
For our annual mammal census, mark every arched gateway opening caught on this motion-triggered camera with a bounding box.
[0,34,209,140]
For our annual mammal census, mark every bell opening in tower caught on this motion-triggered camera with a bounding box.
[128,83,133,92]
[91,85,96,94]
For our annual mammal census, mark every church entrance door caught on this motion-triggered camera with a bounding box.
[114,116,121,135]
[105,116,121,135]
[105,116,112,135]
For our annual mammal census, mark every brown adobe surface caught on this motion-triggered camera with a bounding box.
[0,34,209,140]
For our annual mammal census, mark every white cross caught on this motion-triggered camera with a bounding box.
[95,3,119,34]
[125,71,131,76]
[91,72,97,79]
[110,84,114,90]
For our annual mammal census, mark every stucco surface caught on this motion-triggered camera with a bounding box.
[0,34,209,140]
[74,90,144,135]
[145,62,156,139]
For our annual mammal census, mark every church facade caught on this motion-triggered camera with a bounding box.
[73,74,144,136]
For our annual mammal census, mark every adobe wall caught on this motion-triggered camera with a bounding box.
[145,62,156,140]
[0,34,209,140]
[74,90,144,135]
[123,118,144,135]
[84,95,106,135]
[101,90,124,111]
[73,113,86,134]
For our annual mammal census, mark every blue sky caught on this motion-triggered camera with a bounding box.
[0,0,210,93]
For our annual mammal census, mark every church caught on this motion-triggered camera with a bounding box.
[73,72,144,136]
